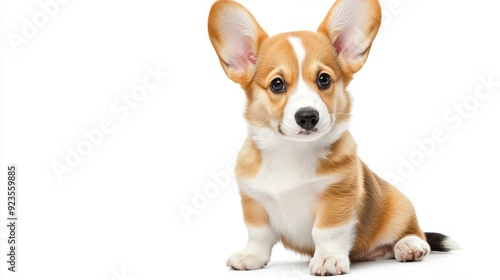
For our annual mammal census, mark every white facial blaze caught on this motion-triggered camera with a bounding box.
[282,37,332,141]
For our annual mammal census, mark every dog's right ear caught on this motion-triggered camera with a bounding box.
[318,0,381,74]
[208,0,268,84]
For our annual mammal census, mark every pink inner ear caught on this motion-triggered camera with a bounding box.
[246,52,256,64]
[228,34,257,72]
[333,31,348,57]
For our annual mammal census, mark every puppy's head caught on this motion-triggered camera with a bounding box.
[208,0,381,144]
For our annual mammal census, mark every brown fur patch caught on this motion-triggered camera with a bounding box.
[349,164,425,261]
[314,180,360,228]
[314,157,361,228]
[316,132,357,176]
[235,137,262,180]
[240,191,269,226]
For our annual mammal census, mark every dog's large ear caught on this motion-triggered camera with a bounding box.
[208,0,268,84]
[318,0,381,74]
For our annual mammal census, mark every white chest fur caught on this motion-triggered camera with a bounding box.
[238,133,341,250]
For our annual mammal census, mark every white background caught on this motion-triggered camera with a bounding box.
[1,0,500,279]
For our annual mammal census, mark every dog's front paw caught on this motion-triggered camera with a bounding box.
[394,235,430,262]
[226,252,268,270]
[309,256,350,276]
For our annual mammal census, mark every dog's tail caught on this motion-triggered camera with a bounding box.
[425,232,461,252]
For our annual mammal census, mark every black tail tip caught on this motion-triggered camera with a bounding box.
[425,232,461,252]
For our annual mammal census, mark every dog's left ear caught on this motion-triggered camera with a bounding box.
[318,0,381,74]
[208,0,268,85]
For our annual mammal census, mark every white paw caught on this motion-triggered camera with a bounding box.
[309,256,350,276]
[394,235,430,262]
[226,252,268,270]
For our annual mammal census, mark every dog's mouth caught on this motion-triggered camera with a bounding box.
[278,124,320,136]
[278,123,325,142]
[298,128,318,135]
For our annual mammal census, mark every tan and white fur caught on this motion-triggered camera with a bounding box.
[208,0,458,276]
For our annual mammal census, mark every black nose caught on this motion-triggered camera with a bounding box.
[294,107,319,131]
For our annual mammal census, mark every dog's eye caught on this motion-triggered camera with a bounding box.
[270,77,286,94]
[317,73,332,89]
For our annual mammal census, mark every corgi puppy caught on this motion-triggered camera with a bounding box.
[208,0,458,275]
